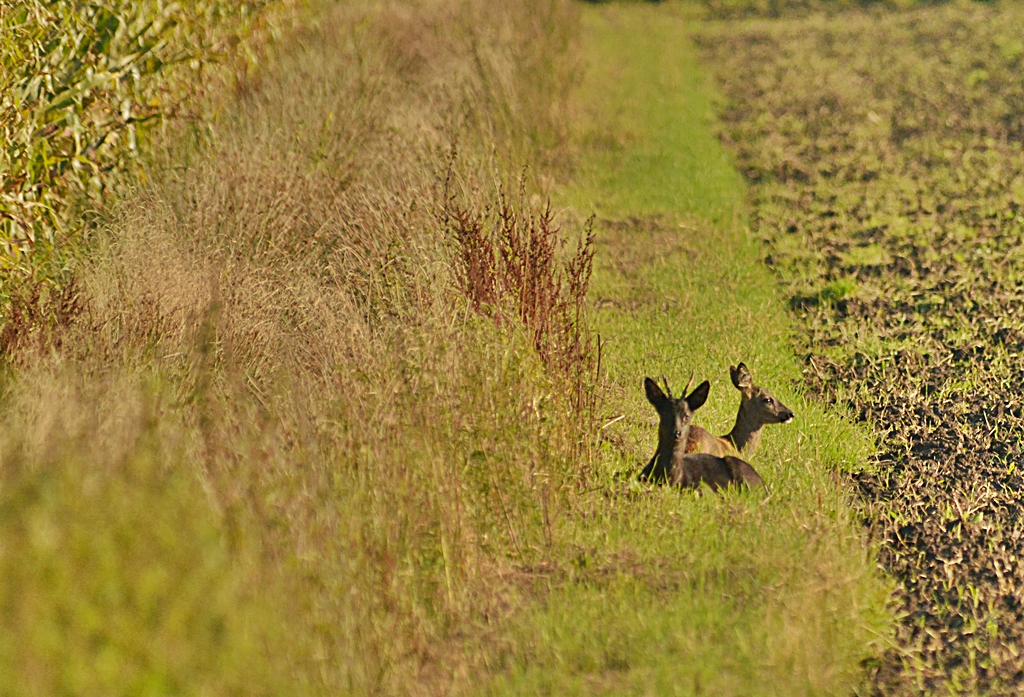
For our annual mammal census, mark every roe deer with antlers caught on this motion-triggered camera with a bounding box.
[638,375,764,491]
[687,363,794,457]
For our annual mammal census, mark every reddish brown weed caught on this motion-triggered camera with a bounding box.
[445,177,597,415]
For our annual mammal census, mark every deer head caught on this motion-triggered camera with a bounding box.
[644,375,711,455]
[730,363,794,427]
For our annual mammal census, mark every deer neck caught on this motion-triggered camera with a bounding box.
[726,403,762,454]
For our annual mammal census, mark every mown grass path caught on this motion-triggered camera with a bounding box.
[475,6,891,695]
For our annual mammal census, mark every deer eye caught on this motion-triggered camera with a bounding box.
[673,429,683,439]
[764,397,774,406]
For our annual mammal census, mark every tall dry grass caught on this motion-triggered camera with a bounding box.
[0,0,310,332]
[0,1,588,694]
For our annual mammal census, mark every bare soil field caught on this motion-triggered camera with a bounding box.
[701,6,1024,694]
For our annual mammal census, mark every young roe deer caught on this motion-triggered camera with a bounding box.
[638,375,765,491]
[687,363,794,457]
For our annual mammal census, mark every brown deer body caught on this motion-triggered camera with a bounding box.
[687,363,794,457]
[667,453,764,491]
[638,376,764,491]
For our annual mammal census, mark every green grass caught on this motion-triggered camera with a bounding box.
[472,5,893,695]
[564,7,742,222]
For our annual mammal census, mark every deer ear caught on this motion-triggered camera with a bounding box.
[686,380,710,411]
[644,377,667,406]
[731,363,753,392]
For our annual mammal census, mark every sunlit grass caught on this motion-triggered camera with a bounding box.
[476,6,893,696]
[0,2,895,695]
[563,6,743,223]
[0,2,592,693]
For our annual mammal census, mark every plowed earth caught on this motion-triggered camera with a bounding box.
[700,7,1024,695]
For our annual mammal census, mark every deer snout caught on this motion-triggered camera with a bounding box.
[779,410,794,424]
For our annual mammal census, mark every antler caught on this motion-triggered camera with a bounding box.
[661,374,672,399]
[682,370,695,396]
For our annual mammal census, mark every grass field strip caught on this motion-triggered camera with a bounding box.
[474,6,891,695]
